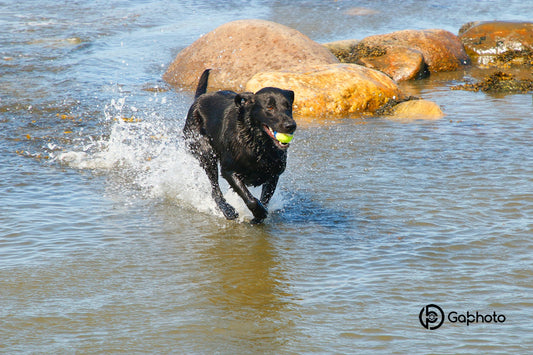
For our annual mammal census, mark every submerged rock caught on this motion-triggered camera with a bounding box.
[375,96,444,121]
[359,29,470,72]
[388,100,444,120]
[451,71,533,93]
[163,19,338,91]
[375,97,444,120]
[343,7,379,16]
[245,63,403,117]
[324,40,428,81]
[459,21,533,67]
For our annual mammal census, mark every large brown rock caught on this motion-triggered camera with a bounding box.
[245,64,403,117]
[459,21,533,67]
[360,29,470,72]
[324,40,428,81]
[163,19,339,91]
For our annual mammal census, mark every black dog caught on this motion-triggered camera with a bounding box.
[183,69,296,223]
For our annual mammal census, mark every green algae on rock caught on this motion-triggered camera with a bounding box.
[329,42,387,63]
[451,71,533,93]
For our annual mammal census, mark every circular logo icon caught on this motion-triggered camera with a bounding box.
[419,304,445,330]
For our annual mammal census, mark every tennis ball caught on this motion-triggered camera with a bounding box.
[275,132,293,144]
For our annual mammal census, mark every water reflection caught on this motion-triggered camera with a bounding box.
[154,205,296,352]
[201,228,292,351]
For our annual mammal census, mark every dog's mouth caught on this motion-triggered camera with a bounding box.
[263,125,293,149]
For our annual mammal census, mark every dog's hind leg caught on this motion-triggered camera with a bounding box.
[202,155,239,220]
[184,111,238,220]
[222,171,268,223]
[192,138,238,220]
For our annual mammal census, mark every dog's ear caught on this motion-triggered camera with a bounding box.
[235,92,254,107]
[284,90,295,105]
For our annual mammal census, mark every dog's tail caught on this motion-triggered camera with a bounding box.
[194,69,210,99]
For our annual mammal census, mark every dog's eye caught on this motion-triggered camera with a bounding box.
[267,105,275,111]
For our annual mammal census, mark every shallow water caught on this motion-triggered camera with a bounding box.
[1,1,533,353]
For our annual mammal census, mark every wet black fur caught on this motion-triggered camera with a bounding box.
[183,69,296,223]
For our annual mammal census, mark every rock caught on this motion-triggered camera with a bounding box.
[356,46,428,81]
[451,71,533,93]
[245,64,404,117]
[387,99,444,120]
[459,21,533,67]
[360,29,470,72]
[163,19,339,91]
[324,40,428,81]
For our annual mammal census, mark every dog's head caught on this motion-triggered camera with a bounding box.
[235,87,296,150]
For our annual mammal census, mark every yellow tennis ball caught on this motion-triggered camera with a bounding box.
[275,132,294,144]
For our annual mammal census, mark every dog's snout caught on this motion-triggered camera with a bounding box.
[284,121,297,133]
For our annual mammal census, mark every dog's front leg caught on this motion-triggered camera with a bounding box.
[260,176,279,207]
[222,170,268,222]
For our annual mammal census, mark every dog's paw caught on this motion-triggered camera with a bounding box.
[219,201,238,220]
[250,199,268,221]
[250,217,265,224]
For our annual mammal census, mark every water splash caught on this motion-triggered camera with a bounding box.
[52,94,283,221]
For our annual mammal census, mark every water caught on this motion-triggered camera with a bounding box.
[1,1,532,353]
